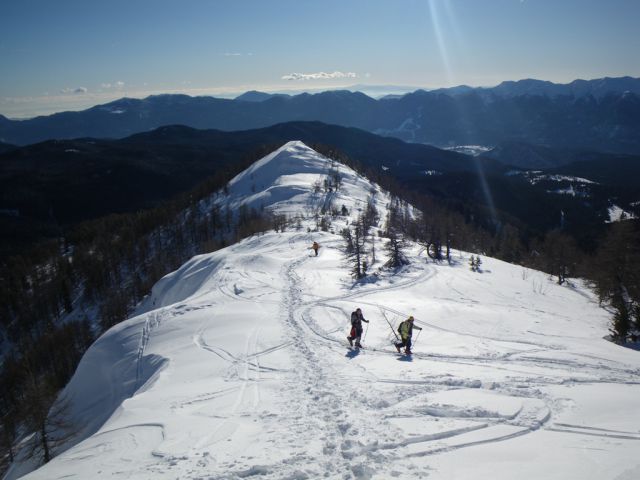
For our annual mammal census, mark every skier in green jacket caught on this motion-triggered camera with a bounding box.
[395,316,422,354]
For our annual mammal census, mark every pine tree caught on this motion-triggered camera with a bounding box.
[345,219,368,279]
[610,290,631,343]
[342,228,354,254]
[470,255,482,272]
[384,228,409,268]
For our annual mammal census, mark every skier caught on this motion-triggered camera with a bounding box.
[347,308,369,348]
[395,316,422,354]
[311,241,320,256]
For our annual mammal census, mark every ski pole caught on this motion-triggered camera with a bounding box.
[363,319,370,342]
[413,328,422,348]
[380,307,400,341]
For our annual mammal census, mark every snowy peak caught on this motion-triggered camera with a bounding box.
[223,140,382,217]
[232,140,322,183]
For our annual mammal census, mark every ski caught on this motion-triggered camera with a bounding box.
[393,343,411,355]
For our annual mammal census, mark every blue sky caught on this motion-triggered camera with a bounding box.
[1,0,639,118]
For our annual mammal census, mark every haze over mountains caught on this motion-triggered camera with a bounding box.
[1,76,639,154]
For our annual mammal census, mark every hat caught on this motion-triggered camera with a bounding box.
[408,316,414,321]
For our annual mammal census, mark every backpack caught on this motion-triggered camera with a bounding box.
[398,321,409,338]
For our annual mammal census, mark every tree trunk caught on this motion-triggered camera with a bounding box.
[41,421,50,463]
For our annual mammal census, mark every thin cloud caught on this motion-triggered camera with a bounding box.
[282,71,357,81]
[60,87,88,94]
[101,81,125,89]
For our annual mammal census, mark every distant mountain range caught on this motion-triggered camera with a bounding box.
[1,77,639,153]
[444,76,640,99]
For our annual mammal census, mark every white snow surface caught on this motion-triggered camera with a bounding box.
[444,145,492,157]
[14,142,640,480]
[508,170,597,187]
[547,185,588,198]
[607,205,637,223]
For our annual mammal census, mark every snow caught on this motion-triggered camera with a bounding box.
[607,204,637,223]
[547,184,589,197]
[98,106,126,114]
[13,142,640,480]
[219,141,384,219]
[544,174,595,184]
[509,170,597,186]
[444,145,492,156]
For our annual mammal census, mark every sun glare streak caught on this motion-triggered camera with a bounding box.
[427,1,498,229]
[428,0,453,85]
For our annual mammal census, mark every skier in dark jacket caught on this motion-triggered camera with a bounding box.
[347,308,369,348]
[395,316,422,354]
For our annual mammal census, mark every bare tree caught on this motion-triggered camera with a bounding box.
[22,373,76,465]
[0,410,18,466]
[345,218,368,279]
[541,230,578,285]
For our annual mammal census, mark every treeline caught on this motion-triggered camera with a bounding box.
[0,143,284,472]
[591,220,640,341]
[311,144,640,344]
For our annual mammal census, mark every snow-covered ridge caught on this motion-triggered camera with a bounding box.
[506,170,597,186]
[15,142,640,480]
[607,204,637,223]
[444,145,492,156]
[220,140,386,218]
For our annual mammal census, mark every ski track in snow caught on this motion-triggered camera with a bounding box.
[279,255,554,478]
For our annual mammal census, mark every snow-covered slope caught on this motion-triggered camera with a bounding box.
[219,140,381,218]
[15,142,640,480]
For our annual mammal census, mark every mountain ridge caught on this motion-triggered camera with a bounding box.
[0,121,484,255]
[2,120,638,259]
[2,76,639,153]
